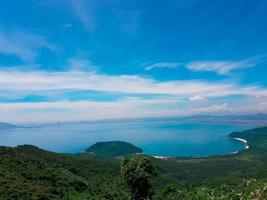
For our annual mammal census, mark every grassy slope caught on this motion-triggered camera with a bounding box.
[0,127,267,199]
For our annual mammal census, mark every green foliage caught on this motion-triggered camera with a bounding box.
[158,179,267,200]
[86,141,143,157]
[0,145,129,200]
[121,155,156,200]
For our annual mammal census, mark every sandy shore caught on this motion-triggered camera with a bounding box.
[153,137,250,159]
[227,137,250,155]
[152,156,169,159]
[232,137,250,149]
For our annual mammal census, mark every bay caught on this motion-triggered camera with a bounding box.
[0,120,252,157]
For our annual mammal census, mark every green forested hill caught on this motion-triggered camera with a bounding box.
[0,145,129,200]
[86,141,143,157]
[0,127,267,199]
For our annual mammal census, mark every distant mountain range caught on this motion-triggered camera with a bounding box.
[180,113,267,125]
[2,113,267,128]
[0,122,19,129]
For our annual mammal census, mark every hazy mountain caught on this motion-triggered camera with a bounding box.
[180,113,267,125]
[0,122,19,129]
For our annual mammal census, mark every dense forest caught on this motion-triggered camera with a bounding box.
[0,127,267,199]
[86,141,143,157]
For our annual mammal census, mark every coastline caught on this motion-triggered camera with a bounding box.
[153,136,250,159]
[152,155,169,159]
[228,137,250,155]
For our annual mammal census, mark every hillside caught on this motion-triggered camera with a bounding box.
[0,127,266,199]
[86,141,143,157]
[0,145,129,200]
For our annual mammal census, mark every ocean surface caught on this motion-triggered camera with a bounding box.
[0,120,253,157]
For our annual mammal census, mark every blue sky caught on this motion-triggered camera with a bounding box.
[0,0,267,122]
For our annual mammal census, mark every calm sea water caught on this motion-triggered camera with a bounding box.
[0,120,252,157]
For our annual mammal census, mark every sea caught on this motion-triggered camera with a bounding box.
[0,119,253,157]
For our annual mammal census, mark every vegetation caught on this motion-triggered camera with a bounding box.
[0,145,129,200]
[158,179,267,200]
[121,155,156,200]
[86,141,143,157]
[0,127,267,199]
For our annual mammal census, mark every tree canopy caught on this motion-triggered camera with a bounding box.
[121,155,156,200]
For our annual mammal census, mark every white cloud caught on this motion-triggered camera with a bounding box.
[187,55,266,75]
[196,103,229,113]
[0,70,267,98]
[68,0,96,32]
[2,97,267,123]
[1,87,267,123]
[0,63,41,70]
[0,27,58,62]
[67,58,98,71]
[189,95,204,101]
[145,62,181,71]
[43,0,139,33]
[0,99,179,123]
[1,69,267,122]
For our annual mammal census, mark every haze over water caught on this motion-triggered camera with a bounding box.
[0,120,252,157]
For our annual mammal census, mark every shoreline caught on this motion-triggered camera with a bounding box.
[228,137,250,154]
[152,156,170,159]
[153,136,250,159]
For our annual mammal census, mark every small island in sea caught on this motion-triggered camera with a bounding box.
[86,141,143,157]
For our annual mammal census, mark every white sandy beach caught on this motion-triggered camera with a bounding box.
[232,137,250,149]
[227,137,250,155]
[152,156,169,159]
[154,137,250,158]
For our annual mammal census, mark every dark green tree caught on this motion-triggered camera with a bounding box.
[120,155,156,200]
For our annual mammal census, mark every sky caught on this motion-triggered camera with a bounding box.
[1,0,267,123]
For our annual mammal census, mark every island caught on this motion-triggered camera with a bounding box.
[86,141,143,157]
